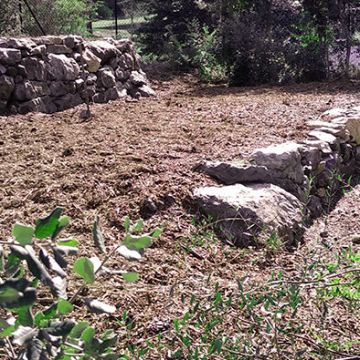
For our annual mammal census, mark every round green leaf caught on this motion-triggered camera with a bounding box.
[12,224,34,245]
[122,272,139,283]
[35,208,62,239]
[57,299,74,315]
[73,257,95,284]
[0,287,20,306]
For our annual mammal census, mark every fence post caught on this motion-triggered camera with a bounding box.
[115,0,118,38]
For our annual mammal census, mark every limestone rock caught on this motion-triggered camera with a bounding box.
[193,183,304,247]
[86,41,119,63]
[30,45,46,57]
[320,108,348,121]
[0,75,15,99]
[344,116,360,145]
[129,71,147,86]
[14,81,49,101]
[195,160,305,200]
[63,35,82,49]
[97,66,116,88]
[308,130,338,146]
[0,64,6,75]
[138,85,156,97]
[83,49,101,73]
[118,53,135,69]
[47,54,80,81]
[18,96,56,114]
[0,48,21,65]
[49,81,75,97]
[46,44,72,54]
[249,142,305,184]
[22,57,46,80]
[54,93,82,111]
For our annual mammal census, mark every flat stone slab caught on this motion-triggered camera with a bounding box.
[194,160,305,200]
[193,183,304,248]
[249,142,305,184]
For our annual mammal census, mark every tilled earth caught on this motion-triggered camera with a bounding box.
[0,76,360,358]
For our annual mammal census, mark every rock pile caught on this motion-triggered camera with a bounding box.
[0,36,155,115]
[193,107,360,248]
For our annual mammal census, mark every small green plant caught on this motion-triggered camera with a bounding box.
[0,208,161,359]
[188,22,228,83]
[265,232,284,254]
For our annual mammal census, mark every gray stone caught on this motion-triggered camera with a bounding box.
[343,115,360,145]
[33,36,63,45]
[195,160,305,200]
[18,96,57,114]
[320,108,348,121]
[300,139,332,155]
[54,93,82,111]
[114,39,133,53]
[47,54,80,81]
[0,64,6,75]
[129,71,147,86]
[0,48,21,65]
[97,66,116,88]
[49,81,68,97]
[22,57,46,80]
[14,81,49,101]
[86,41,119,63]
[83,49,101,73]
[0,75,15,99]
[308,130,338,147]
[118,53,134,69]
[115,68,129,81]
[63,35,82,49]
[46,44,73,54]
[250,142,305,184]
[93,85,125,103]
[4,38,36,50]
[138,85,156,97]
[6,67,18,77]
[86,73,97,85]
[193,183,304,247]
[30,45,46,57]
[0,99,7,113]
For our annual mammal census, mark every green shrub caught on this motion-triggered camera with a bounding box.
[0,208,161,358]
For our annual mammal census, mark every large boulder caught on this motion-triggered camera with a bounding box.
[0,75,15,100]
[46,54,80,81]
[193,183,304,248]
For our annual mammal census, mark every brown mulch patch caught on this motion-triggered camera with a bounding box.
[0,76,359,358]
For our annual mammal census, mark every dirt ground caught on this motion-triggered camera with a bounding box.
[0,76,360,358]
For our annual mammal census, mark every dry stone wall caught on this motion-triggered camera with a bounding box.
[0,36,155,115]
[193,107,360,248]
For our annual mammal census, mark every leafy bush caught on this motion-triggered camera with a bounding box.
[21,0,96,36]
[0,208,161,359]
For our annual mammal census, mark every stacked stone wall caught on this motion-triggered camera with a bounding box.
[0,36,155,115]
[194,107,360,247]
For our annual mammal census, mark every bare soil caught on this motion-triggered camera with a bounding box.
[0,76,359,358]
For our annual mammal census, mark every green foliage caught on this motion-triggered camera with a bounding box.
[0,208,162,359]
[20,0,97,36]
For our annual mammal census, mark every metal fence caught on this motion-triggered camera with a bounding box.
[0,0,148,39]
